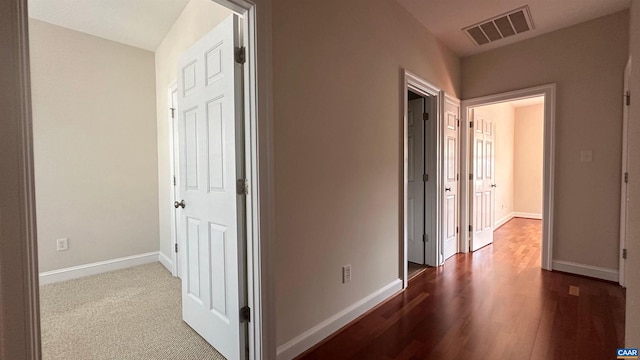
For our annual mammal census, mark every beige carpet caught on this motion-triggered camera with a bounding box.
[40,262,226,360]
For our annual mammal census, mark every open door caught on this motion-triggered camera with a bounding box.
[470,108,495,251]
[408,96,426,264]
[176,14,247,360]
[442,95,460,260]
[620,57,631,287]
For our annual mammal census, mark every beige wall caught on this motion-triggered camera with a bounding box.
[476,103,515,225]
[155,0,231,263]
[626,0,640,347]
[273,0,460,347]
[462,11,629,270]
[29,19,159,272]
[514,104,544,215]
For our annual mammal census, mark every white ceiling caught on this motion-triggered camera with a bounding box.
[28,0,191,51]
[396,0,631,56]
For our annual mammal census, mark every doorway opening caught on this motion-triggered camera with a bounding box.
[461,84,556,270]
[469,97,545,252]
[22,0,265,359]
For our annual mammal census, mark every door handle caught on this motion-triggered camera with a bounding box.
[445,187,451,192]
[174,200,186,209]
[491,184,497,188]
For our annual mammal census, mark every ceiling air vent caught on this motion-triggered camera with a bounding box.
[463,6,535,46]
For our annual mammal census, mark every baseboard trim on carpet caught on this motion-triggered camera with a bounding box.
[159,252,173,273]
[513,212,542,220]
[39,252,160,285]
[552,260,618,282]
[276,279,403,360]
[494,213,514,229]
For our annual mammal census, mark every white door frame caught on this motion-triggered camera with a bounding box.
[1,0,274,359]
[169,83,180,277]
[460,84,556,271]
[620,57,631,287]
[402,70,442,287]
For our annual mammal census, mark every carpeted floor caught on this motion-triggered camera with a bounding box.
[39,262,226,360]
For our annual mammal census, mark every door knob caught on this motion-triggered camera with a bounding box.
[491,184,497,188]
[445,187,451,192]
[174,200,186,209]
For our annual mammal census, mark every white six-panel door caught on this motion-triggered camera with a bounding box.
[408,98,426,264]
[442,96,460,260]
[470,108,495,251]
[176,14,246,360]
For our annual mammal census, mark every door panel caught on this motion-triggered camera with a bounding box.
[407,98,425,264]
[470,108,495,251]
[442,97,460,261]
[176,14,245,360]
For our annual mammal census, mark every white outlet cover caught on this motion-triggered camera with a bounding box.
[56,238,69,251]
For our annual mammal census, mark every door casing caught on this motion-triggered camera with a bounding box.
[460,84,556,271]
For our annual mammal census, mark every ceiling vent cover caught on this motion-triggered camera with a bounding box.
[463,6,535,46]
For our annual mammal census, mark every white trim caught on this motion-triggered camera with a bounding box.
[513,212,542,220]
[159,252,173,272]
[39,252,160,285]
[275,279,403,360]
[494,213,514,229]
[552,260,619,282]
[402,70,442,288]
[461,84,556,271]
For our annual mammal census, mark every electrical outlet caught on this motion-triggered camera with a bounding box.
[56,238,69,251]
[342,264,351,283]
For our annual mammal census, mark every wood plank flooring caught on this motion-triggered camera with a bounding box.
[298,218,626,360]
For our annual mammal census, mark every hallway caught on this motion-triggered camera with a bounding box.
[299,218,626,359]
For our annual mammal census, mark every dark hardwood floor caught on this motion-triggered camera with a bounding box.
[298,218,626,360]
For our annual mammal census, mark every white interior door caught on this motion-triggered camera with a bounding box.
[408,97,426,264]
[176,14,246,360]
[170,85,180,278]
[442,96,460,260]
[470,108,495,251]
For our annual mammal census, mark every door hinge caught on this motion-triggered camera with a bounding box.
[456,174,459,181]
[237,179,249,195]
[423,234,427,243]
[235,46,246,64]
[240,306,251,323]
[626,91,631,106]
[423,173,429,182]
[170,107,176,119]
[175,243,178,253]
[423,113,429,121]
[173,176,176,186]
[624,172,629,184]
[456,226,459,234]
[457,119,460,127]
[623,248,627,259]
[469,174,473,181]
[470,121,474,128]
[469,225,472,232]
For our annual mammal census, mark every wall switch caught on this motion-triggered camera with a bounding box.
[342,264,351,283]
[580,150,593,163]
[56,238,69,251]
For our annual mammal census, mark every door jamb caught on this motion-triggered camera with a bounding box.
[460,84,556,270]
[168,83,180,277]
[402,70,441,288]
[620,57,631,287]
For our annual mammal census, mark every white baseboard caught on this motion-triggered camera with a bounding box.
[159,252,173,272]
[513,212,542,220]
[494,213,514,229]
[39,252,160,285]
[552,260,619,282]
[276,279,403,360]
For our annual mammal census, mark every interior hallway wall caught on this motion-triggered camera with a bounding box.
[462,11,629,271]
[513,104,544,216]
